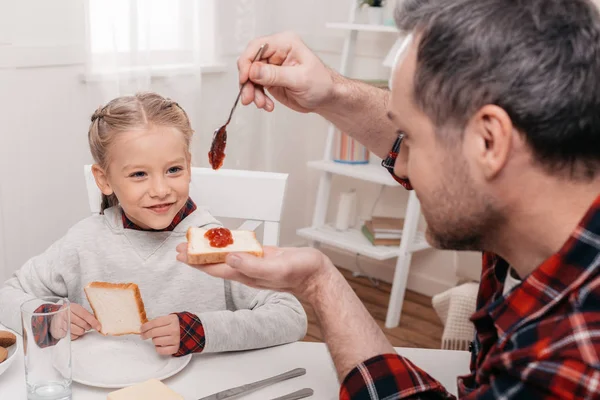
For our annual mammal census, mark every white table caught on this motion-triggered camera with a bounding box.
[0,329,470,399]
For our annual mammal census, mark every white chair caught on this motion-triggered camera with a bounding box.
[83,165,289,246]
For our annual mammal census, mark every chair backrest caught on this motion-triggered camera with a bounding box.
[83,165,289,246]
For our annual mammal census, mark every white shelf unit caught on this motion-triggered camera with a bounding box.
[297,225,430,261]
[297,3,430,328]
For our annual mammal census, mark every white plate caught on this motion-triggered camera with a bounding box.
[71,331,191,388]
[0,330,19,377]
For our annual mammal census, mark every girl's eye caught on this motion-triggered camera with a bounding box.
[129,171,146,178]
[167,166,183,174]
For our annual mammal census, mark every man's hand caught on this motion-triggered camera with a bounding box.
[176,245,335,301]
[50,303,101,341]
[141,315,180,356]
[238,31,337,114]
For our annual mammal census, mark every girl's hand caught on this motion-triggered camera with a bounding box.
[50,303,101,341]
[141,315,180,356]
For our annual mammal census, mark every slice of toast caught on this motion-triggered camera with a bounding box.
[186,227,263,265]
[84,282,148,336]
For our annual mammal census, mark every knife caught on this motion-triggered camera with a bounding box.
[197,368,306,400]
[270,388,314,400]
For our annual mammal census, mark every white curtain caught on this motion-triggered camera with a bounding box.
[82,0,208,112]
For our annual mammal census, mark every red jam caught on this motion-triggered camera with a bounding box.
[208,126,227,170]
[204,227,234,248]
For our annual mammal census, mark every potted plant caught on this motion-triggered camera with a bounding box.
[360,0,385,25]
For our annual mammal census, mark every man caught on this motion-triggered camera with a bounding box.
[177,0,600,398]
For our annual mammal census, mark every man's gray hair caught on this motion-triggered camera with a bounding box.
[395,0,600,179]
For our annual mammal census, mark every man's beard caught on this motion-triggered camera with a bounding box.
[421,158,502,252]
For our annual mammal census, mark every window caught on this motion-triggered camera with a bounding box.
[86,0,216,74]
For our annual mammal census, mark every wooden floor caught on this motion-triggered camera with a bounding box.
[301,268,444,349]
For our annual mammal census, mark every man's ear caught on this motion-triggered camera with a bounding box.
[465,104,514,180]
[91,164,113,196]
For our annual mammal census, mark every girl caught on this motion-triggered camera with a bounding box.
[0,92,307,356]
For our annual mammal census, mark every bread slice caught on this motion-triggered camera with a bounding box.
[186,227,263,265]
[107,379,183,400]
[84,282,148,336]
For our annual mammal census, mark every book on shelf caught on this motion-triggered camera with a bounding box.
[361,224,401,246]
[361,217,405,246]
[370,216,404,234]
[364,221,402,239]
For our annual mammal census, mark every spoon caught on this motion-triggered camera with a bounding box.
[208,43,269,170]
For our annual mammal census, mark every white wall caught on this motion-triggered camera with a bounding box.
[0,0,461,295]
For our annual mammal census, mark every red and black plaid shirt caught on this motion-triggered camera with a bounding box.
[33,198,207,356]
[341,136,600,399]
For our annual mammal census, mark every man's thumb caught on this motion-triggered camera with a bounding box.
[249,63,296,88]
[226,252,273,279]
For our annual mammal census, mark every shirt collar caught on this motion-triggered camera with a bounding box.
[121,197,197,232]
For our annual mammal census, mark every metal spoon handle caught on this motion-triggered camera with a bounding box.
[225,43,269,125]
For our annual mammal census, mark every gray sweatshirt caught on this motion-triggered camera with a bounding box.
[0,207,307,353]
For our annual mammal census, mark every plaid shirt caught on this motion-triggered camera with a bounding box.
[341,135,600,399]
[33,198,206,356]
[174,312,206,356]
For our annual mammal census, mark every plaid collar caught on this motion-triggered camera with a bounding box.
[121,197,197,232]
[472,194,600,339]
